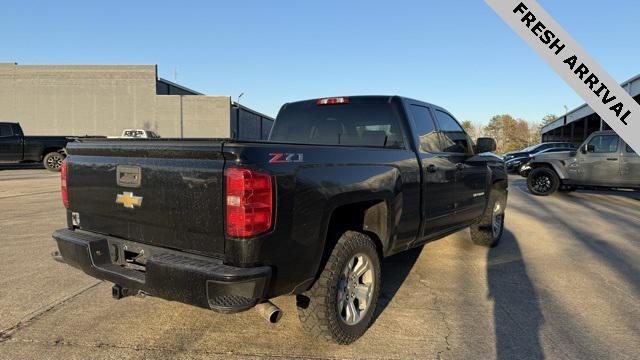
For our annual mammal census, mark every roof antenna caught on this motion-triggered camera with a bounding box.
[237,92,244,105]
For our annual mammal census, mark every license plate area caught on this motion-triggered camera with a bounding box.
[107,239,149,272]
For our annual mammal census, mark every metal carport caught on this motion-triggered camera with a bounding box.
[541,74,640,145]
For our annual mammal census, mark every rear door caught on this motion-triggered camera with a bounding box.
[577,134,623,186]
[0,124,22,161]
[405,103,458,238]
[620,142,640,187]
[433,109,488,224]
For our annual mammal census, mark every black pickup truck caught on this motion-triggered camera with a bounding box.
[52,96,507,344]
[0,122,75,171]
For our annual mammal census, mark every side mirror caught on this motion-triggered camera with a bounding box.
[580,145,588,154]
[475,137,497,153]
[586,144,595,153]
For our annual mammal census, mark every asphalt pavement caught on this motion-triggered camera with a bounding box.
[0,168,638,359]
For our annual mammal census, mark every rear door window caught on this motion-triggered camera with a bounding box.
[434,110,470,153]
[408,105,441,153]
[270,100,405,149]
[0,124,14,137]
[626,144,637,155]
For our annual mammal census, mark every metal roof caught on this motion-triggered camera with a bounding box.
[232,102,275,121]
[157,77,203,95]
[541,73,640,134]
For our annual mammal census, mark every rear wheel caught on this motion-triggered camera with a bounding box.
[296,231,381,344]
[43,151,65,172]
[527,167,559,196]
[470,189,506,247]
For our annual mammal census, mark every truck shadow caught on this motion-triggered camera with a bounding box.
[0,163,44,171]
[488,229,544,360]
[372,245,422,323]
[531,200,640,296]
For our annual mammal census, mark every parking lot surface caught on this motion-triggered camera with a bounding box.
[0,169,638,359]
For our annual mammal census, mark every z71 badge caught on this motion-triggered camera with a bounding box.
[269,153,304,163]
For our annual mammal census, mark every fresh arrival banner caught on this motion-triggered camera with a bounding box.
[486,0,640,153]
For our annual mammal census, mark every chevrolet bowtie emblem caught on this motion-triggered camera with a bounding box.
[115,192,143,209]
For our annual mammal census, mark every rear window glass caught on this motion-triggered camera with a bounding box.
[546,148,569,153]
[0,124,13,137]
[124,130,144,137]
[270,101,405,148]
[627,144,637,154]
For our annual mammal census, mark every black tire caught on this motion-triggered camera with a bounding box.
[470,189,506,247]
[296,231,381,344]
[526,167,559,196]
[517,164,531,177]
[43,151,65,172]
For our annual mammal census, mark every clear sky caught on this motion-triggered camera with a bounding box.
[1,0,638,124]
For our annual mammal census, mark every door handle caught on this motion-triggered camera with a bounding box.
[606,158,618,161]
[426,164,438,173]
[455,163,465,171]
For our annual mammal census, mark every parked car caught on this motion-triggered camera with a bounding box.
[525,130,639,195]
[503,142,573,163]
[108,129,161,139]
[516,147,577,177]
[0,122,77,171]
[52,96,507,344]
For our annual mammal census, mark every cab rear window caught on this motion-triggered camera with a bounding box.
[0,124,13,137]
[270,101,405,149]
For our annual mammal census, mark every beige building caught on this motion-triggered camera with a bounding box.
[0,63,273,138]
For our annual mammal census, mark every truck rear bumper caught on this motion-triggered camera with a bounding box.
[52,228,271,313]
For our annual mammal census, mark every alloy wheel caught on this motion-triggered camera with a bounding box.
[47,154,63,169]
[492,200,504,238]
[337,253,375,325]
[533,175,552,193]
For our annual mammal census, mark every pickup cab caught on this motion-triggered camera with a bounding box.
[52,96,507,344]
[0,122,76,171]
[525,130,640,195]
[107,129,161,139]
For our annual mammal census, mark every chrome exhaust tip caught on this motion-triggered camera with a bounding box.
[255,300,282,324]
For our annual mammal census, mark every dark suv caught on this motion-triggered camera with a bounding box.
[504,142,574,173]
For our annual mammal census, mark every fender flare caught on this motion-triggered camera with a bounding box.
[529,161,568,179]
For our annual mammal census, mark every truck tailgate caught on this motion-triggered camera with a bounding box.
[65,140,227,257]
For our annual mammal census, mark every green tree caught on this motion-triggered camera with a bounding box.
[461,120,476,140]
[541,114,558,126]
[534,114,558,143]
[484,114,536,153]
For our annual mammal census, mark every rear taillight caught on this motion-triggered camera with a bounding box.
[316,97,349,105]
[61,160,69,208]
[225,167,273,237]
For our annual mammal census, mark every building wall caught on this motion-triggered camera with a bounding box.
[0,63,232,138]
